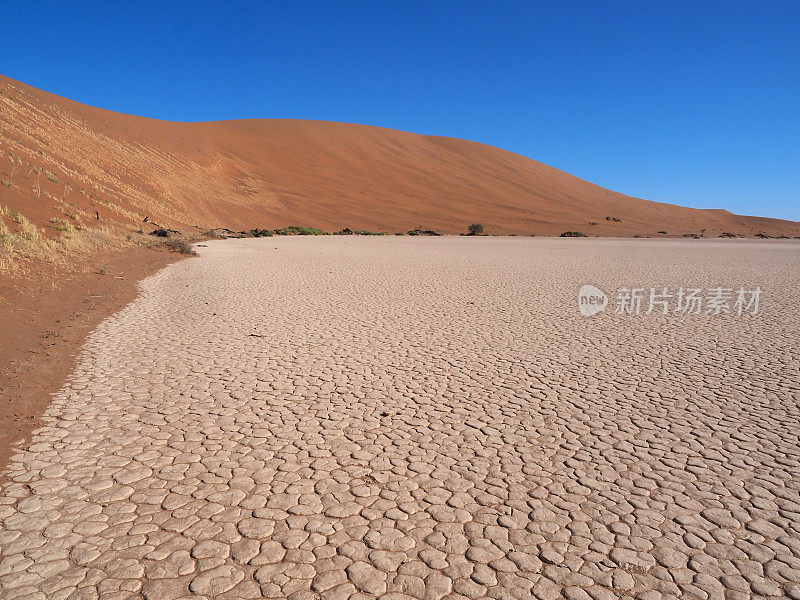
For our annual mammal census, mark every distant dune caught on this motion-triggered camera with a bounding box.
[1,74,798,238]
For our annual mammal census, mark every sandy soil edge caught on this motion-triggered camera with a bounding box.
[0,247,185,481]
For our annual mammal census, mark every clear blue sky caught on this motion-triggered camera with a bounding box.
[2,1,798,221]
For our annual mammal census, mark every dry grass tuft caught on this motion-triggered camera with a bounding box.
[0,205,129,273]
[17,213,41,242]
[159,238,197,255]
[0,203,200,274]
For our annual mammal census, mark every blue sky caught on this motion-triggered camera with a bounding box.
[2,1,798,221]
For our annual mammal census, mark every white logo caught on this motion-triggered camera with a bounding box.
[578,285,608,317]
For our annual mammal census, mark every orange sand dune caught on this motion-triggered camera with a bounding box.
[1,74,797,237]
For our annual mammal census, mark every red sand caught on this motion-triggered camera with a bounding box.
[0,246,181,479]
[1,74,797,238]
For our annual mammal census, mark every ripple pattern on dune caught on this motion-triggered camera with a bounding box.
[1,237,799,600]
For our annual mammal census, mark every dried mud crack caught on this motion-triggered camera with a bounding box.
[1,237,799,600]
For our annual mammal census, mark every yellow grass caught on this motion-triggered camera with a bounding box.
[0,205,132,273]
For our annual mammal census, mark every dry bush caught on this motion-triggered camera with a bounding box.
[160,238,197,255]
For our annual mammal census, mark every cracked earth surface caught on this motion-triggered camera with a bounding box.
[1,237,799,600]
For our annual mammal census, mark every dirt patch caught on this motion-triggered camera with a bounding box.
[0,246,183,479]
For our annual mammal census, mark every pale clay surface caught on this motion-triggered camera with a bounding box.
[1,237,799,600]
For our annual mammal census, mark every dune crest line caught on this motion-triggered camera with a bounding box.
[2,74,799,242]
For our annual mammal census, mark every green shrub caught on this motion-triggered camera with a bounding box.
[274,226,328,236]
[249,228,274,237]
